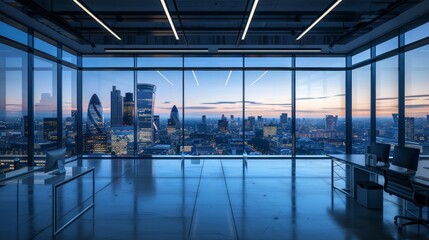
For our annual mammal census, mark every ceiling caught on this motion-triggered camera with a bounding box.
[2,0,429,53]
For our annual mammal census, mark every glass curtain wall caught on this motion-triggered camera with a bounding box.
[0,43,28,173]
[34,56,57,166]
[375,56,398,149]
[82,71,134,156]
[296,71,346,154]
[351,65,371,153]
[62,66,77,156]
[245,70,292,155]
[184,70,243,155]
[405,45,429,155]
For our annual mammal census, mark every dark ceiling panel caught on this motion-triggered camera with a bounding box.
[3,0,427,51]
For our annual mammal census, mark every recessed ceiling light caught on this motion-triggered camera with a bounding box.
[160,0,179,40]
[296,0,342,41]
[72,0,121,40]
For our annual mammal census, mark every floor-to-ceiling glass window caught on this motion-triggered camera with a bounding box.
[184,70,243,155]
[375,56,398,149]
[0,43,28,172]
[296,71,346,154]
[62,66,77,156]
[245,70,292,155]
[34,56,57,166]
[352,65,371,153]
[82,70,134,156]
[137,70,182,155]
[405,45,429,155]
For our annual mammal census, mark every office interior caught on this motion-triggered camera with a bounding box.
[1,0,429,239]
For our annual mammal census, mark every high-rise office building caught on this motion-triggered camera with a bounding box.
[392,114,399,127]
[43,118,57,141]
[198,115,208,133]
[168,105,180,129]
[123,92,134,126]
[202,115,207,125]
[280,113,288,125]
[111,86,123,127]
[325,115,338,130]
[137,84,156,147]
[218,114,228,133]
[405,117,415,140]
[427,114,429,125]
[85,94,107,153]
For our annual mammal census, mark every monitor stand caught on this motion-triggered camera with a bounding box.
[55,160,66,175]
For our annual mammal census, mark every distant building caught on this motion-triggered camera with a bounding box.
[427,114,429,125]
[198,115,208,133]
[392,114,399,127]
[123,92,134,126]
[218,114,228,133]
[280,113,288,125]
[245,116,255,131]
[405,117,415,140]
[43,118,57,141]
[137,84,156,146]
[85,94,107,153]
[110,86,123,127]
[263,124,277,138]
[325,115,338,130]
[168,105,180,129]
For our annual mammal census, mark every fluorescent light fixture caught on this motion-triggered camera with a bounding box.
[160,0,179,40]
[296,0,342,41]
[241,0,260,40]
[218,49,321,53]
[157,71,174,86]
[192,71,200,86]
[225,71,232,86]
[105,49,208,53]
[250,71,268,86]
[72,0,121,40]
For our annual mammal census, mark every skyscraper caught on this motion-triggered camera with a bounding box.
[392,114,399,127]
[85,94,107,153]
[325,115,338,130]
[137,84,156,147]
[280,113,288,125]
[405,117,415,140]
[110,86,123,127]
[123,92,134,126]
[168,105,180,129]
[218,114,228,133]
[43,118,57,141]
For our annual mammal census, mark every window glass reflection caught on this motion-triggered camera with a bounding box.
[352,65,371,153]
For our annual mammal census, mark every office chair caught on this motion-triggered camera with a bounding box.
[383,146,428,232]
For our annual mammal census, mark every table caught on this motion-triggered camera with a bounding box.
[328,154,429,198]
[16,167,95,236]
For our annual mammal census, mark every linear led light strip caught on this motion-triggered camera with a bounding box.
[160,0,179,40]
[296,0,342,41]
[72,0,121,40]
[241,0,260,40]
[105,49,208,53]
[218,49,321,53]
[192,70,200,86]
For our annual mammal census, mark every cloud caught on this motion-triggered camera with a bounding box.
[296,94,345,101]
[5,104,23,107]
[201,101,291,106]
[405,104,429,109]
[163,101,171,104]
[376,97,397,101]
[405,94,429,99]
[186,106,217,110]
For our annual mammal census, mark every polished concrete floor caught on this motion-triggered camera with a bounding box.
[0,159,428,240]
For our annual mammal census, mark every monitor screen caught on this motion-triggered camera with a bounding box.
[369,143,390,163]
[44,148,66,173]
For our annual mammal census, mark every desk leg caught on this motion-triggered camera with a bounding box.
[331,158,334,191]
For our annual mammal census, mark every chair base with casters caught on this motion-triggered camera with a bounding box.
[394,208,429,232]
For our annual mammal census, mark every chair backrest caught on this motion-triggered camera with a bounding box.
[391,146,420,171]
[383,169,414,202]
[369,143,391,163]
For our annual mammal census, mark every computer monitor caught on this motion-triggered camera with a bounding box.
[44,148,66,174]
[391,146,420,171]
[368,143,391,163]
